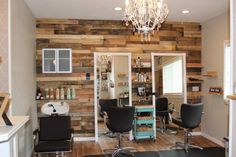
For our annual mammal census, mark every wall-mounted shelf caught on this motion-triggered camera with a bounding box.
[187,92,203,98]
[208,92,223,95]
[37,77,94,83]
[203,71,217,77]
[186,63,203,68]
[227,95,236,100]
[208,86,223,95]
[117,74,128,78]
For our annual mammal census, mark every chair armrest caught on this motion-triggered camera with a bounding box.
[33,129,39,147]
[70,128,74,150]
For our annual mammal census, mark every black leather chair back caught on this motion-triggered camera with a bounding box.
[107,106,135,133]
[181,103,203,129]
[39,116,71,141]
[156,97,168,111]
[99,99,118,117]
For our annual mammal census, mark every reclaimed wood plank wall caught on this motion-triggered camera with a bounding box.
[36,19,202,137]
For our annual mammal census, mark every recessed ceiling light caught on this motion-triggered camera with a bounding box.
[182,10,190,14]
[114,7,123,11]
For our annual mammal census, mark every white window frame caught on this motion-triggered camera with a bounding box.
[42,48,72,73]
[162,57,183,95]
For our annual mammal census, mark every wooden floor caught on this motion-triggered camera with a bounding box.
[34,124,220,157]
[68,130,219,157]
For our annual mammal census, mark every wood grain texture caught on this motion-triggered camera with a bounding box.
[36,19,202,138]
[32,133,220,157]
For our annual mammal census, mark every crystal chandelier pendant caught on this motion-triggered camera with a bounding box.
[124,0,169,42]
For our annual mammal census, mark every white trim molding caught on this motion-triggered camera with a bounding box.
[201,132,225,147]
[74,137,96,142]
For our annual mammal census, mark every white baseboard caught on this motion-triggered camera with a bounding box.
[191,131,202,136]
[201,132,224,147]
[74,137,95,142]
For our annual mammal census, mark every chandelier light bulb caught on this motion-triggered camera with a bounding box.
[125,0,129,6]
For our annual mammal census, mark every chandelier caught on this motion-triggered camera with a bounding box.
[96,55,112,66]
[124,0,169,42]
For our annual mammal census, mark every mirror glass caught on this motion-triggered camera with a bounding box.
[95,54,131,138]
[154,55,186,115]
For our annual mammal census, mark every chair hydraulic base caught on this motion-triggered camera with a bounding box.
[170,129,203,152]
[172,141,203,152]
[157,116,178,134]
[100,131,116,138]
[103,133,135,157]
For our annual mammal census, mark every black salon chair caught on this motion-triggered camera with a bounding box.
[33,115,73,157]
[156,97,176,133]
[99,99,118,118]
[106,106,135,157]
[99,99,118,136]
[172,103,203,152]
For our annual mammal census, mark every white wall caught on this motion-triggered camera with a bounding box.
[0,0,9,92]
[202,12,230,143]
[229,0,236,156]
[10,0,37,156]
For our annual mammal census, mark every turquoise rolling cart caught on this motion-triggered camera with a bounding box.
[133,105,156,141]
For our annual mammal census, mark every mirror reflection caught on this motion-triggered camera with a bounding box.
[96,54,131,138]
[154,55,186,116]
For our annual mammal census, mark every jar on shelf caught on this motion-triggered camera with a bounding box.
[67,87,71,99]
[60,87,65,100]
[45,88,49,100]
[56,88,60,100]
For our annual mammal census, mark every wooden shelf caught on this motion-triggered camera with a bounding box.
[187,81,203,84]
[117,74,128,78]
[187,92,203,98]
[186,63,203,68]
[132,81,152,84]
[203,71,217,77]
[208,92,223,95]
[227,95,236,100]
[37,77,94,83]
[36,99,78,102]
[132,66,151,69]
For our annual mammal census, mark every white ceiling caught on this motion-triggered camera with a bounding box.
[24,0,229,23]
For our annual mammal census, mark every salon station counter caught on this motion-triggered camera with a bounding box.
[0,116,29,157]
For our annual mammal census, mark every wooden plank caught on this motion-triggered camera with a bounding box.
[177,45,201,51]
[37,77,94,82]
[36,28,55,35]
[93,47,143,54]
[184,31,201,38]
[127,41,177,51]
[186,63,203,68]
[36,18,79,25]
[36,34,104,40]
[50,38,104,45]
[159,30,178,37]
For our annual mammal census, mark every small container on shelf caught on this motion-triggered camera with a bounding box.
[56,88,60,100]
[45,88,49,100]
[50,88,54,99]
[67,87,71,99]
[71,87,76,99]
[60,87,65,100]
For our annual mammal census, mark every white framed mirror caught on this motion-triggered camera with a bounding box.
[151,53,187,117]
[94,52,132,141]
